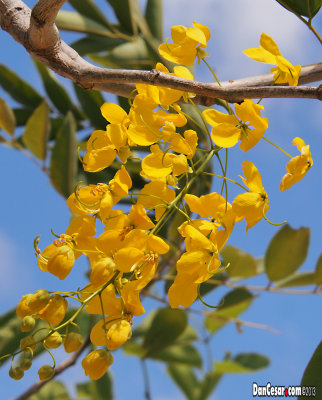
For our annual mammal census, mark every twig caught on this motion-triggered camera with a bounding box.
[160,276,322,295]
[15,336,90,400]
[146,293,279,334]
[0,0,321,104]
[140,359,152,400]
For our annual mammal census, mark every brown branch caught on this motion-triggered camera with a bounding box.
[0,0,321,104]
[14,336,90,400]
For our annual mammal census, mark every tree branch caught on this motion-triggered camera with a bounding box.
[0,0,322,104]
[14,336,90,400]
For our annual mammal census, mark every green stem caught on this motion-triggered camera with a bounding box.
[151,149,217,235]
[262,137,292,158]
[188,98,213,149]
[202,172,249,192]
[202,58,222,86]
[276,0,322,45]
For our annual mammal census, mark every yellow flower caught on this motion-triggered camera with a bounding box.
[141,144,191,182]
[170,129,198,159]
[44,331,63,349]
[16,289,50,318]
[64,332,84,353]
[38,244,75,280]
[136,63,194,107]
[232,161,269,231]
[90,317,132,350]
[168,223,221,308]
[203,99,268,151]
[82,128,119,173]
[243,32,301,86]
[38,295,68,326]
[82,349,113,380]
[127,99,187,146]
[38,365,54,381]
[67,183,108,216]
[159,22,210,65]
[138,181,175,221]
[81,283,121,315]
[89,257,116,287]
[280,137,313,191]
[184,192,236,250]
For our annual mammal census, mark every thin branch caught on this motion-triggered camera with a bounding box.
[146,293,279,334]
[15,336,90,400]
[160,276,322,295]
[0,0,321,104]
[206,279,322,295]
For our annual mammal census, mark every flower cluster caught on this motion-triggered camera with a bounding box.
[8,23,312,382]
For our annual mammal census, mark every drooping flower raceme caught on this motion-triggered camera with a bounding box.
[243,32,301,86]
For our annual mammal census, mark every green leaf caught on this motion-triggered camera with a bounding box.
[106,0,133,33]
[73,84,106,130]
[71,35,126,56]
[205,289,254,333]
[214,353,269,375]
[0,64,42,108]
[275,0,322,18]
[22,100,50,160]
[221,245,258,280]
[29,380,70,400]
[314,254,322,285]
[0,97,16,135]
[69,0,111,28]
[77,372,113,400]
[143,308,187,357]
[265,224,310,282]
[0,309,23,366]
[198,370,222,400]
[234,353,270,370]
[275,272,316,287]
[49,112,77,198]
[167,364,199,400]
[152,344,202,367]
[106,0,148,35]
[34,60,73,115]
[56,11,113,37]
[299,341,322,399]
[90,38,152,68]
[13,108,33,126]
[145,0,163,41]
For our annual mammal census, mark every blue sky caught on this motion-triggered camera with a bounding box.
[0,1,321,399]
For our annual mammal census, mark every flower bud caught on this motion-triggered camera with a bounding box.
[38,365,54,381]
[9,367,24,380]
[20,336,37,352]
[44,331,62,349]
[82,349,113,380]
[106,320,132,350]
[20,357,32,371]
[21,316,36,332]
[64,332,83,353]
